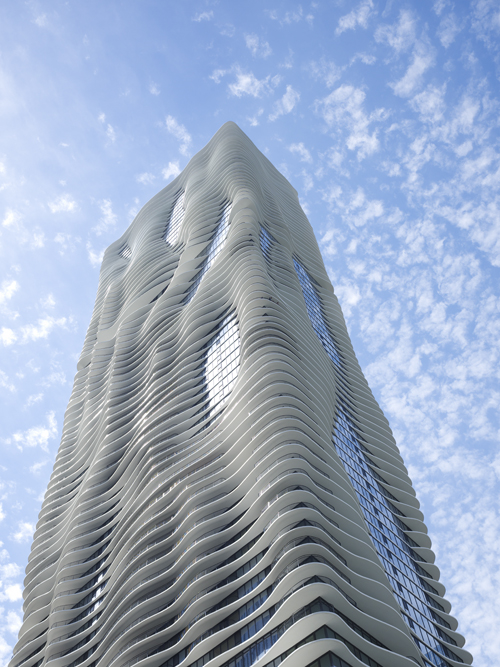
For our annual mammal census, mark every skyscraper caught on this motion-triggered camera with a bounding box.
[11,123,472,667]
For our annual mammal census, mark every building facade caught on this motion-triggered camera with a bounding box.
[11,123,472,667]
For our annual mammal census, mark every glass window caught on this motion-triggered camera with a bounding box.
[185,202,231,304]
[259,226,275,263]
[203,313,240,418]
[119,243,131,260]
[332,405,461,667]
[293,258,341,368]
[163,190,185,246]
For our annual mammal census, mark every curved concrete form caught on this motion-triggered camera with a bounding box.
[11,122,472,667]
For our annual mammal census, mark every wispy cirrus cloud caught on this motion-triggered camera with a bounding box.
[92,199,117,236]
[162,161,181,181]
[0,328,16,346]
[437,11,461,47]
[20,316,68,343]
[391,39,435,97]
[136,172,155,185]
[48,194,77,213]
[165,115,192,156]
[375,9,417,52]
[98,113,116,144]
[8,411,57,452]
[269,85,300,121]
[214,66,281,98]
[308,59,343,88]
[265,6,314,26]
[336,0,374,35]
[375,10,434,97]
[245,34,272,58]
[288,142,313,163]
[193,10,213,22]
[86,242,105,268]
[315,84,386,159]
[2,209,45,248]
[11,521,35,543]
[0,280,19,306]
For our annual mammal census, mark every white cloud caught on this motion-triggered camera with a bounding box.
[31,230,45,248]
[40,293,56,309]
[245,34,272,58]
[0,504,5,522]
[0,370,15,393]
[92,199,118,236]
[165,115,192,156]
[391,40,435,97]
[193,10,213,22]
[98,113,116,143]
[247,109,264,127]
[471,0,500,51]
[162,162,181,181]
[269,85,300,121]
[350,53,377,66]
[20,316,67,343]
[334,280,362,318]
[106,124,116,143]
[375,9,416,52]
[0,280,19,305]
[6,610,22,635]
[2,208,21,228]
[136,172,155,185]
[128,197,140,221]
[42,370,66,387]
[265,7,305,25]
[289,142,312,163]
[309,59,342,88]
[87,242,105,268]
[48,194,77,213]
[433,0,449,15]
[316,84,384,159]
[438,12,461,48]
[0,328,16,346]
[228,68,281,98]
[149,82,160,95]
[29,461,48,475]
[12,411,57,452]
[25,393,43,407]
[302,170,314,192]
[209,68,228,84]
[11,521,35,543]
[0,636,13,666]
[219,24,235,37]
[3,584,22,601]
[54,232,81,255]
[34,14,48,28]
[410,84,446,123]
[330,187,384,229]
[0,563,21,579]
[336,0,374,35]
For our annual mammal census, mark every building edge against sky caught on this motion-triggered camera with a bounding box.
[11,122,472,667]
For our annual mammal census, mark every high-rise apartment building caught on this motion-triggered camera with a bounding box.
[11,123,472,667]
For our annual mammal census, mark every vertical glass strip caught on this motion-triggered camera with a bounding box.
[293,258,341,368]
[204,313,240,418]
[164,191,185,245]
[185,202,231,304]
[332,405,461,667]
[259,226,274,263]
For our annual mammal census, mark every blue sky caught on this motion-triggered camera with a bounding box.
[1,0,499,663]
